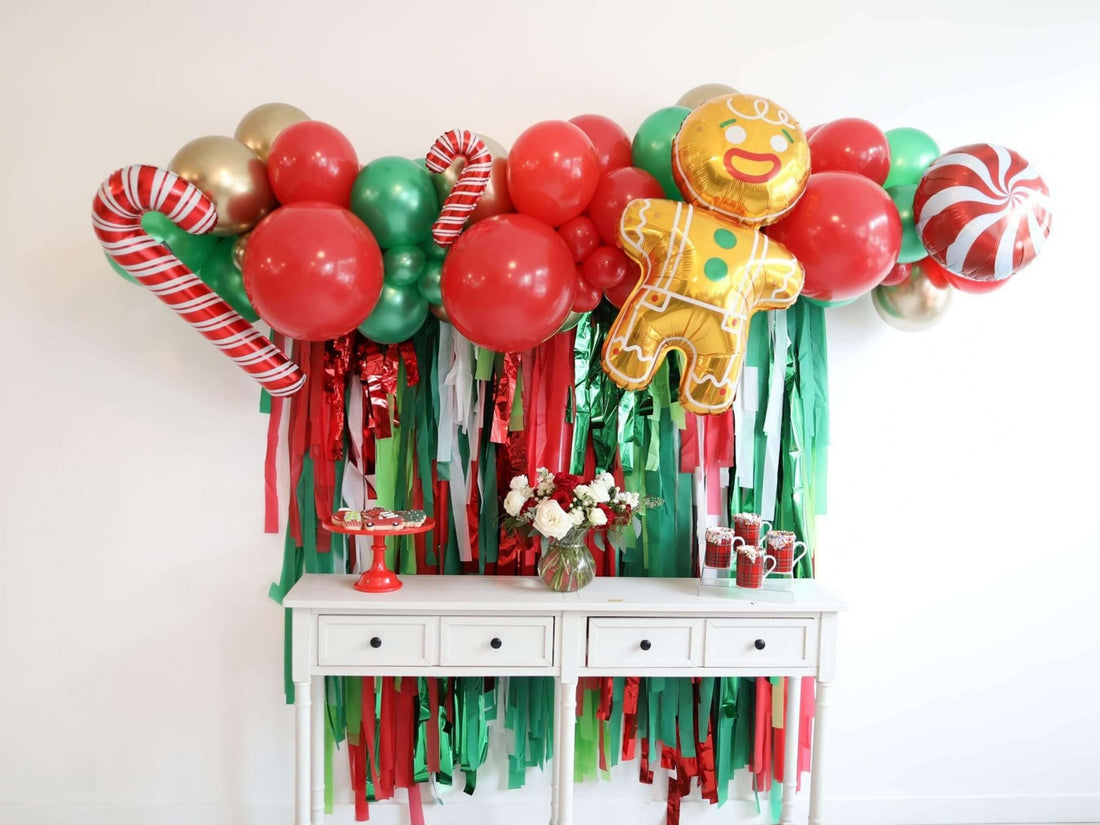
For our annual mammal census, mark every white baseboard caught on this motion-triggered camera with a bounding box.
[1,794,1097,825]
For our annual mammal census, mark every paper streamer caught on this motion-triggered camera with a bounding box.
[425,130,492,247]
[92,165,305,396]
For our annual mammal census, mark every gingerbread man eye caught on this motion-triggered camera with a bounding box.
[770,133,789,152]
[724,125,747,144]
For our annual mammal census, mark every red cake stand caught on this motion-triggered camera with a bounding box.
[323,514,436,593]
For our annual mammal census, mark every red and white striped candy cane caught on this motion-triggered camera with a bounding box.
[425,130,492,247]
[92,165,306,396]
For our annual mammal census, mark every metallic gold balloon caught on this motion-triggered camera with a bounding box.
[872,264,952,332]
[429,303,451,323]
[168,136,275,236]
[603,199,803,414]
[233,102,310,162]
[676,83,739,109]
[672,93,810,226]
[557,311,586,333]
[430,134,512,225]
[232,232,249,270]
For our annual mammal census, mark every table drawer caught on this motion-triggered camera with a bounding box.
[440,616,554,667]
[704,619,816,667]
[587,618,704,668]
[318,615,438,667]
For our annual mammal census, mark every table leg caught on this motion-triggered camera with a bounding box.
[294,677,311,825]
[808,679,831,825]
[311,675,325,824]
[779,676,802,825]
[557,680,577,825]
[550,678,561,825]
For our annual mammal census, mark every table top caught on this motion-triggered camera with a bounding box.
[283,574,846,614]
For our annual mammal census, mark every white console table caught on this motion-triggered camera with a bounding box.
[284,575,844,825]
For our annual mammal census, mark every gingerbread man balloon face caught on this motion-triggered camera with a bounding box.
[601,93,808,415]
[673,93,810,226]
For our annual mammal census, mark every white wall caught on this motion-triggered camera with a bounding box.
[1,1,1098,823]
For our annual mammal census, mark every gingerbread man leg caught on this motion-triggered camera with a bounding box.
[603,300,666,390]
[681,351,745,413]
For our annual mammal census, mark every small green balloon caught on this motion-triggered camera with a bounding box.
[199,238,260,322]
[350,157,439,248]
[883,127,940,189]
[422,239,448,260]
[104,211,218,285]
[632,106,691,200]
[384,246,427,287]
[418,258,443,305]
[358,282,429,344]
[887,184,925,264]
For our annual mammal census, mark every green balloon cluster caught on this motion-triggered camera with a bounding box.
[886,184,925,264]
[632,106,691,200]
[883,127,940,189]
[350,157,439,248]
[356,235,448,344]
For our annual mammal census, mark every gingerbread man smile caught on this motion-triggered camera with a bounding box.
[723,147,781,183]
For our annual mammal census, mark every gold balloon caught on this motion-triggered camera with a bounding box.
[429,303,451,323]
[672,93,810,226]
[872,265,952,332]
[430,134,512,225]
[676,83,739,109]
[233,102,310,162]
[603,199,803,415]
[557,311,586,334]
[232,232,249,270]
[168,136,275,236]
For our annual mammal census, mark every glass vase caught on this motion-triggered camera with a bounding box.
[537,527,595,592]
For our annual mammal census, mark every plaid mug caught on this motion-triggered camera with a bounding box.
[764,530,808,575]
[733,513,772,547]
[735,545,777,588]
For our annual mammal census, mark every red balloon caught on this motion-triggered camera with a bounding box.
[568,114,633,175]
[572,275,602,312]
[604,259,643,308]
[765,172,902,303]
[244,203,383,341]
[805,124,822,140]
[558,216,601,263]
[581,245,632,289]
[881,262,912,287]
[268,121,359,208]
[507,120,601,227]
[441,214,577,351]
[808,118,891,184]
[586,167,665,246]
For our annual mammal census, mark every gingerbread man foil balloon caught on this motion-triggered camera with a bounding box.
[602,93,810,414]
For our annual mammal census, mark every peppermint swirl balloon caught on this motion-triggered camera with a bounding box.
[914,143,1051,282]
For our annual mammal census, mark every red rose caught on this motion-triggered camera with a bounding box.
[521,499,538,515]
[597,503,616,522]
[554,474,583,495]
[551,488,574,509]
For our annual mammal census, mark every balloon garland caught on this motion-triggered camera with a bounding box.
[92,88,1051,823]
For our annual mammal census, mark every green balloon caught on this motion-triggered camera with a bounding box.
[887,184,925,264]
[104,211,218,285]
[418,258,443,305]
[358,282,429,344]
[422,239,448,260]
[883,127,940,189]
[199,238,259,322]
[632,106,691,200]
[350,157,439,248]
[384,246,427,287]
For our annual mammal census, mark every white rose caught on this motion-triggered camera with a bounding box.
[503,489,529,517]
[595,471,614,488]
[589,484,610,503]
[569,507,586,526]
[620,491,640,509]
[573,484,593,502]
[509,474,530,492]
[532,499,573,540]
[590,507,608,526]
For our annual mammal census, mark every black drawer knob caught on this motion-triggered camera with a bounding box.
[490,637,503,649]
[754,638,766,650]
[370,636,382,649]
[639,639,652,651]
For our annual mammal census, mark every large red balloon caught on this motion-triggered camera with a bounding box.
[766,172,902,303]
[243,203,383,341]
[507,121,600,227]
[586,167,664,246]
[808,118,891,184]
[268,121,359,208]
[568,114,633,175]
[441,214,577,351]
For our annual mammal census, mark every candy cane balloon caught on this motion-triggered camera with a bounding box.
[914,143,1052,282]
[92,165,306,396]
[425,130,492,247]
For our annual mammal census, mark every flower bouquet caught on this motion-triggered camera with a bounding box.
[502,468,659,591]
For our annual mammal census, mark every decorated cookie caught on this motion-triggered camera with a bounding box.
[398,509,427,528]
[337,508,363,529]
[361,507,403,530]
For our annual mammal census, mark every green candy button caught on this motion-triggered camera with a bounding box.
[713,228,737,249]
[704,257,728,281]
